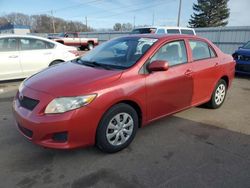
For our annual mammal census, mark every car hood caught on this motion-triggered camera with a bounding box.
[235,48,250,56]
[24,62,122,97]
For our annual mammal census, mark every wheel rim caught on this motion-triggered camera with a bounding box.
[106,113,134,146]
[215,84,226,105]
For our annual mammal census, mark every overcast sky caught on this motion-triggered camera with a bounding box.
[0,0,249,29]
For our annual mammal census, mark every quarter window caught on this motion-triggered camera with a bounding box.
[20,38,55,50]
[150,40,187,67]
[189,40,216,60]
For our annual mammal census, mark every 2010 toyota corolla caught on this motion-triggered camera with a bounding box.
[13,34,235,153]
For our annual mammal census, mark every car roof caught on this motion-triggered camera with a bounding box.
[121,34,202,41]
[133,26,194,30]
[0,34,56,43]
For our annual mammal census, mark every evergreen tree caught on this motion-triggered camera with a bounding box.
[189,0,230,28]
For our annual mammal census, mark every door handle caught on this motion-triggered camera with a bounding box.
[43,52,52,55]
[185,69,193,76]
[9,55,18,58]
[215,62,219,67]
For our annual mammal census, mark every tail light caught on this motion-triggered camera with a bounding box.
[68,50,79,57]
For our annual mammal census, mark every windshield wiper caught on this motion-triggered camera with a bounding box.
[77,59,113,70]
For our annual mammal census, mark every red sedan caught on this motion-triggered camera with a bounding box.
[13,34,235,153]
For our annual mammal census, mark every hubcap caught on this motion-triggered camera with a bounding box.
[106,113,134,146]
[215,84,226,105]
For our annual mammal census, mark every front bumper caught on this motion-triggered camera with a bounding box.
[12,86,102,149]
[235,60,250,75]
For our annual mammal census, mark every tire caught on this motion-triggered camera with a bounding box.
[87,42,94,50]
[49,60,64,66]
[206,79,227,109]
[96,103,138,153]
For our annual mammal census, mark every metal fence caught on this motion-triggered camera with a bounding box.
[195,26,250,54]
[30,26,250,54]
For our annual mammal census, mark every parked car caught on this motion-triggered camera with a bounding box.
[233,41,250,75]
[48,32,99,50]
[13,34,235,153]
[0,35,79,81]
[131,26,196,35]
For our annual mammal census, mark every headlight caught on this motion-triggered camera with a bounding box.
[45,94,97,114]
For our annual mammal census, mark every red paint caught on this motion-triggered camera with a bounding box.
[13,34,235,149]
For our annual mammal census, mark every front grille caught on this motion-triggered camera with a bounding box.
[18,124,33,138]
[18,95,39,111]
[236,64,250,72]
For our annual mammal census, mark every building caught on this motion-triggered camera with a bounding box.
[0,23,30,35]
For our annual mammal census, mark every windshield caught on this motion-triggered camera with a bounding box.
[242,41,250,49]
[79,37,158,69]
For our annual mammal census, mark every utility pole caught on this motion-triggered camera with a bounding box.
[133,16,135,28]
[152,12,155,25]
[51,10,56,33]
[85,16,88,31]
[177,0,182,26]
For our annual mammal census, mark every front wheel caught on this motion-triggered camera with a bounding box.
[87,42,94,50]
[96,103,138,153]
[206,79,227,109]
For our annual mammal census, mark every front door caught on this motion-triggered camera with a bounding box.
[0,37,22,80]
[146,40,193,121]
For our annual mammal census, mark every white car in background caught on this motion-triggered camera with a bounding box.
[0,35,79,81]
[132,26,196,35]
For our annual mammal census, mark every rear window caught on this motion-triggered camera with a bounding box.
[132,28,156,34]
[167,29,180,34]
[181,29,195,35]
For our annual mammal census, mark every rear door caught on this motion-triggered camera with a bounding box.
[19,38,54,77]
[0,37,22,80]
[146,40,193,121]
[187,39,220,105]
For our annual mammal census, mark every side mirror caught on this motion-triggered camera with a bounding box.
[148,60,169,72]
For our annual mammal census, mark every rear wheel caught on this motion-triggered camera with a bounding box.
[206,79,227,109]
[49,60,64,66]
[96,103,138,153]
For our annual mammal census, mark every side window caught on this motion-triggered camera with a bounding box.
[0,38,18,52]
[67,33,75,38]
[189,40,212,60]
[46,41,55,49]
[20,38,53,50]
[167,29,180,34]
[181,29,195,35]
[150,40,187,67]
[31,39,47,49]
[20,38,31,50]
[156,29,165,34]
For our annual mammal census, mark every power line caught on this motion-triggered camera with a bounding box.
[93,0,175,19]
[35,0,102,15]
[70,0,171,19]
